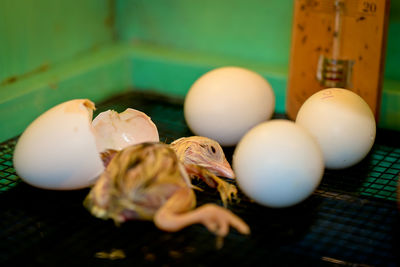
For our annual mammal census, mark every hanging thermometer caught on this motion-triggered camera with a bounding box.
[286,0,390,121]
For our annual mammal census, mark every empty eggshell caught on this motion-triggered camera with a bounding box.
[296,88,376,169]
[13,99,160,190]
[13,99,104,190]
[233,120,324,208]
[184,66,275,146]
[92,108,159,152]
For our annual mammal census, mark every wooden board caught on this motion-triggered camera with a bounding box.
[286,0,390,120]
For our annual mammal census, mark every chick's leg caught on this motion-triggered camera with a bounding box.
[185,164,238,207]
[154,188,250,237]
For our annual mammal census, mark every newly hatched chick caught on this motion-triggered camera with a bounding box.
[84,143,250,238]
[170,136,237,206]
[171,136,234,178]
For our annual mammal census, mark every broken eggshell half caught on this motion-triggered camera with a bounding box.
[93,108,159,152]
[13,99,159,190]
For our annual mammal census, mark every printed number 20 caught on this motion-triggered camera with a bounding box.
[362,1,377,13]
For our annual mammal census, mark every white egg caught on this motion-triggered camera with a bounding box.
[233,120,324,208]
[184,66,275,146]
[296,88,376,169]
[13,99,159,190]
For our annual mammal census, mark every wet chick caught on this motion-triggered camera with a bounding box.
[170,136,234,179]
[84,142,250,238]
[170,136,237,206]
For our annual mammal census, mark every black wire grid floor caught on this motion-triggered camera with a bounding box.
[0,91,399,266]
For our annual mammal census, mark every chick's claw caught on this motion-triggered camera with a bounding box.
[197,204,250,237]
[155,201,250,238]
[185,164,238,207]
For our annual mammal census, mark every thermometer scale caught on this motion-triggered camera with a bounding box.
[286,0,390,120]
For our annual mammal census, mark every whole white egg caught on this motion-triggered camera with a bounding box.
[233,120,324,208]
[13,99,105,190]
[184,66,275,146]
[295,88,376,169]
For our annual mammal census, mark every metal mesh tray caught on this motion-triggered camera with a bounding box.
[0,91,399,266]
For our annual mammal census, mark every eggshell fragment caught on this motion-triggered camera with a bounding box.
[233,120,324,208]
[13,100,161,190]
[93,108,159,152]
[184,66,275,146]
[13,99,105,190]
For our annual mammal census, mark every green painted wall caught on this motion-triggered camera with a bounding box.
[116,0,293,69]
[116,0,293,112]
[0,0,122,141]
[0,0,115,84]
[385,1,400,80]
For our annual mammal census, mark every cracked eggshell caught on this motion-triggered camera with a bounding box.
[92,108,159,152]
[13,99,105,190]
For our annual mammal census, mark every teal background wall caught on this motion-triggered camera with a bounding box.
[0,0,399,142]
[0,0,115,83]
[116,0,293,69]
[385,1,400,80]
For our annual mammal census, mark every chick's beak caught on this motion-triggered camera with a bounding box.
[207,160,235,179]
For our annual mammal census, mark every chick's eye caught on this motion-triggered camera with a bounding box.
[210,146,216,154]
